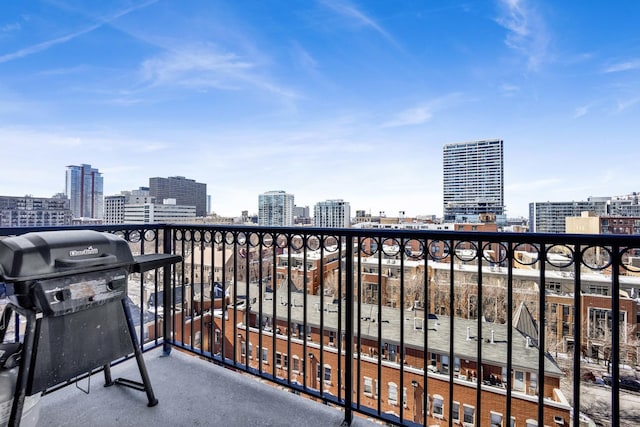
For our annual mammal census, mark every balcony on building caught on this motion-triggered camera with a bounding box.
[0,223,635,427]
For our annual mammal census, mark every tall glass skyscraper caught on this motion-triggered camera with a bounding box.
[65,164,104,219]
[443,139,504,221]
[258,191,294,226]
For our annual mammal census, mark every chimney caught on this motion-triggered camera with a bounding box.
[491,329,495,344]
[466,326,471,340]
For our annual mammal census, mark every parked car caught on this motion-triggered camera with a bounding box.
[601,375,640,392]
[620,377,640,392]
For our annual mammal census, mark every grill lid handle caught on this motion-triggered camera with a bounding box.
[55,254,118,268]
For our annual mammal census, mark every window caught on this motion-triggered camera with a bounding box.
[292,356,300,373]
[529,373,537,395]
[324,365,331,383]
[514,370,525,391]
[441,355,449,374]
[364,377,373,396]
[430,352,437,366]
[329,331,335,346]
[403,387,407,408]
[433,394,444,418]
[388,382,398,405]
[490,411,503,427]
[261,347,268,363]
[194,331,201,347]
[283,354,288,369]
[276,352,282,367]
[214,329,221,344]
[525,420,537,427]
[454,357,461,372]
[241,341,247,357]
[374,379,378,397]
[463,405,475,426]
[248,343,253,358]
[452,401,460,423]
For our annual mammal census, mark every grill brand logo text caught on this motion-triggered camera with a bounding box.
[69,246,99,257]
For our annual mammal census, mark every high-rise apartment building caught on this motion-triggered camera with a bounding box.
[104,187,153,224]
[124,199,196,224]
[149,176,207,216]
[529,200,609,233]
[65,164,104,219]
[314,199,351,228]
[0,195,72,227]
[443,140,504,221]
[258,191,294,226]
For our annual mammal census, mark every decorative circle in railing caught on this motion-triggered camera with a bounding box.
[193,230,202,243]
[236,232,247,246]
[291,235,304,251]
[454,241,478,262]
[404,239,424,259]
[382,239,401,257]
[581,246,612,270]
[323,235,340,252]
[183,230,193,242]
[262,233,274,248]
[224,232,234,245]
[203,231,213,243]
[483,242,508,264]
[127,230,141,243]
[620,247,640,272]
[213,231,223,244]
[114,230,126,240]
[248,233,261,247]
[360,237,378,256]
[276,234,288,249]
[306,235,321,251]
[545,244,574,268]
[143,230,156,242]
[513,243,539,266]
[428,240,450,261]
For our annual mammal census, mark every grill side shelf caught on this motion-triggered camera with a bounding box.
[131,254,182,273]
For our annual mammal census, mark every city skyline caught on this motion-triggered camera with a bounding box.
[1,1,639,217]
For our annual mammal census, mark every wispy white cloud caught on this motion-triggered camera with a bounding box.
[616,96,640,112]
[1,22,21,32]
[499,83,520,97]
[139,43,298,99]
[320,0,400,48]
[495,0,550,71]
[573,104,591,119]
[381,93,464,128]
[603,59,640,73]
[0,1,157,64]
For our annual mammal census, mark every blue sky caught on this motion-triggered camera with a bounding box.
[0,1,639,218]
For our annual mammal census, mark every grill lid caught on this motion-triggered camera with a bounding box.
[0,230,135,282]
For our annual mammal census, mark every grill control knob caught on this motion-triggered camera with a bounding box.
[54,290,66,302]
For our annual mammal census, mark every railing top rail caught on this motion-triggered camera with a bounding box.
[4,223,640,247]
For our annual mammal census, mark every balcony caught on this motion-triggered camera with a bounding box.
[1,224,637,426]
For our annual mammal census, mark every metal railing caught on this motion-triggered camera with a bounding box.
[1,223,637,427]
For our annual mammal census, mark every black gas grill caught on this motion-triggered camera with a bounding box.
[0,230,181,426]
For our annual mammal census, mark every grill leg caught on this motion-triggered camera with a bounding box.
[104,363,115,387]
[118,298,159,407]
[8,309,37,427]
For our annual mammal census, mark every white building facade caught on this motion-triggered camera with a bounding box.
[443,139,504,221]
[314,199,351,228]
[258,191,294,226]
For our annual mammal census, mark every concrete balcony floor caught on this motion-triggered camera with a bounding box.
[34,347,378,427]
